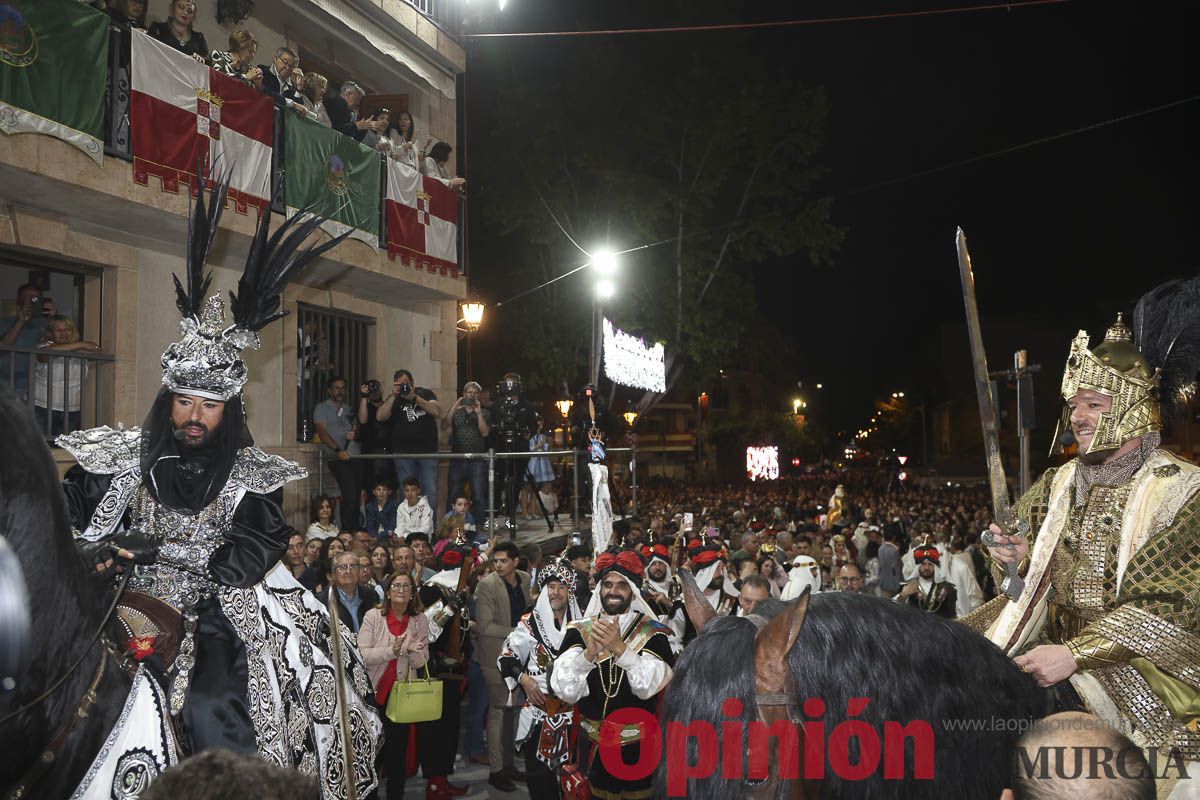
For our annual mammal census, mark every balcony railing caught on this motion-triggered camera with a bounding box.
[98,25,466,276]
[0,345,116,442]
[405,0,465,38]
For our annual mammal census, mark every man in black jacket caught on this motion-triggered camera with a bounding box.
[256,46,304,111]
[317,552,376,634]
[323,80,378,142]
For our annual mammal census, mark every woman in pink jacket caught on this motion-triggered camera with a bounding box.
[358,572,430,797]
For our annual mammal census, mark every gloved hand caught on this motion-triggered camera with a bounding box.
[78,539,120,574]
[112,531,160,565]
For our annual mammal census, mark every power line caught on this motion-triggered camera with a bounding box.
[832,92,1200,199]
[462,0,1069,39]
[488,90,1198,308]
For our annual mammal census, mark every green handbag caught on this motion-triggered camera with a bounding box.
[385,663,443,724]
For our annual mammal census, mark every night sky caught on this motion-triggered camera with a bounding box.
[462,1,1198,433]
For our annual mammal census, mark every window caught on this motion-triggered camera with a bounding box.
[0,254,110,439]
[296,305,374,441]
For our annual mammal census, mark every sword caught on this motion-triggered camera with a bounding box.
[956,227,1027,600]
[326,592,359,800]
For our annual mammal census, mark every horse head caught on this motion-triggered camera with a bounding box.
[679,569,813,800]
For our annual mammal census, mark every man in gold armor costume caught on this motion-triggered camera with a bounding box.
[964,280,1200,796]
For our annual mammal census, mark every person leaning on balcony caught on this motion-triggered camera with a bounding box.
[147,0,209,65]
[258,47,306,115]
[361,108,392,153]
[386,110,431,170]
[298,72,332,128]
[325,80,379,142]
[423,141,466,191]
[210,29,262,87]
[106,0,147,29]
[33,315,99,438]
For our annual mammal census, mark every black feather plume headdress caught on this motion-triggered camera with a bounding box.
[1133,274,1200,421]
[161,173,350,400]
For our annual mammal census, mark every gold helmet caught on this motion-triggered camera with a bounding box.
[1054,313,1160,456]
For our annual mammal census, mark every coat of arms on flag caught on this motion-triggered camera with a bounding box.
[0,0,109,164]
[385,159,459,276]
[129,31,273,213]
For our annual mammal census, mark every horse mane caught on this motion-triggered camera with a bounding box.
[0,387,111,789]
[660,592,1046,799]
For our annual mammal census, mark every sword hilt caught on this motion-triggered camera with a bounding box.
[984,519,1028,600]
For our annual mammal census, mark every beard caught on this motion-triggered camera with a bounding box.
[176,421,214,448]
[707,576,723,591]
[648,566,667,582]
[601,593,631,615]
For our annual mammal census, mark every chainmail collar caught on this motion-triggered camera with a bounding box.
[1073,431,1161,506]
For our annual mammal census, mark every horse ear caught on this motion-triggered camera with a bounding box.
[753,588,811,695]
[678,568,716,634]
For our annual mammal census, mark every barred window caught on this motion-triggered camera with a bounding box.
[296,304,374,442]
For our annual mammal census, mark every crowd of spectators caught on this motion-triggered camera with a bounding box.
[310,373,563,543]
[265,465,1161,798]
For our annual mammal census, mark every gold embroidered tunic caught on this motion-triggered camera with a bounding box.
[963,448,1200,759]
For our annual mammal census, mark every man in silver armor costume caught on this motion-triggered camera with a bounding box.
[59,180,382,798]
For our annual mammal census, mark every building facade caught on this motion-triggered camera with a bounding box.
[0,0,467,531]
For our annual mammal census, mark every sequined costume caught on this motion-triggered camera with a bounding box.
[60,177,381,799]
[61,423,381,800]
[962,302,1200,773]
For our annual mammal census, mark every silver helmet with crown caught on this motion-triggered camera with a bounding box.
[161,175,349,401]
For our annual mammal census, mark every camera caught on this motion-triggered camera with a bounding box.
[397,381,412,396]
[494,375,529,446]
[363,379,381,396]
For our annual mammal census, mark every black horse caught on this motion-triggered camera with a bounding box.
[0,387,139,798]
[658,576,1047,799]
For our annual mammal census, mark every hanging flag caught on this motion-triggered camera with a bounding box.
[385,159,458,275]
[284,113,380,244]
[0,0,109,165]
[130,31,273,213]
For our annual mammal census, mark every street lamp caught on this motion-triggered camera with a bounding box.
[589,247,620,385]
[792,398,802,414]
[460,300,485,332]
[816,383,823,389]
[623,408,638,427]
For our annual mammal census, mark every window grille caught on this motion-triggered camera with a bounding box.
[296,304,374,441]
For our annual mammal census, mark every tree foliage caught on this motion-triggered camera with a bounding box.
[471,31,844,401]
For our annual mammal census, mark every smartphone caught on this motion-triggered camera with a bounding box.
[683,512,694,530]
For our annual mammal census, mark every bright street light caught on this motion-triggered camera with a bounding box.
[591,248,619,276]
[816,383,823,389]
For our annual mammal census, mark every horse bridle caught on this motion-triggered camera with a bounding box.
[744,613,811,800]
[0,570,132,800]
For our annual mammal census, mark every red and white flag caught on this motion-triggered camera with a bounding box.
[385,160,458,275]
[130,31,273,213]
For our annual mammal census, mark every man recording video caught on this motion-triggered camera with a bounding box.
[442,380,491,517]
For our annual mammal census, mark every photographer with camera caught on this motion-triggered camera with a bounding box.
[356,378,392,487]
[441,380,491,517]
[377,368,441,514]
[1,283,56,401]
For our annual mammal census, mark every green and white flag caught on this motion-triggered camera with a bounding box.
[0,0,109,164]
[284,114,381,245]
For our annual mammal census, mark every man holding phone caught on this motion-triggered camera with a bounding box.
[442,380,491,516]
[377,368,441,513]
[1,283,55,400]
